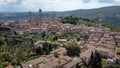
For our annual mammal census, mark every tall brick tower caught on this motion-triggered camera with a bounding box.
[28,12,32,23]
[52,13,56,18]
[38,9,42,23]
[52,13,56,23]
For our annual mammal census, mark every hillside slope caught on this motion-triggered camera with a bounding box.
[0,6,120,24]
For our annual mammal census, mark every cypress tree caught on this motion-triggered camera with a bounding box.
[89,51,102,68]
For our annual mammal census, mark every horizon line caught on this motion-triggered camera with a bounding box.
[0,5,120,13]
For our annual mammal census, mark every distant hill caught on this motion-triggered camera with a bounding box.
[0,6,120,24]
[60,6,120,24]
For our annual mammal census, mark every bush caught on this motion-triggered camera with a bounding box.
[0,26,10,31]
[116,49,120,55]
[0,62,10,68]
[106,64,120,68]
[0,38,5,46]
[65,43,80,56]
[102,22,120,32]
[2,54,11,61]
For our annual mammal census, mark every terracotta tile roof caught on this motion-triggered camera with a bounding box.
[5,65,14,68]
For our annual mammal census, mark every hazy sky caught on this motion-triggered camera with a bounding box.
[0,0,120,12]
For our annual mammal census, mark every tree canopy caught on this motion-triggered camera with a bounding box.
[0,38,5,46]
[116,49,120,55]
[88,51,102,68]
[65,43,80,57]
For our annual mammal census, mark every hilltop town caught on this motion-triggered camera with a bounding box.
[0,9,120,68]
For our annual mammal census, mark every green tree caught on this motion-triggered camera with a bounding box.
[102,22,120,32]
[41,32,46,38]
[0,38,5,46]
[52,43,59,49]
[89,51,102,68]
[89,52,94,68]
[43,42,51,54]
[35,42,59,55]
[35,46,43,55]
[53,35,58,41]
[61,15,79,25]
[116,49,120,55]
[0,26,10,31]
[65,43,80,57]
[76,63,81,68]
[2,54,11,62]
[106,64,120,68]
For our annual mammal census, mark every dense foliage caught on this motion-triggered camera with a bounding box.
[0,38,5,46]
[0,35,35,66]
[61,15,79,25]
[36,42,59,55]
[76,63,82,68]
[87,52,102,68]
[65,43,80,57]
[61,15,97,26]
[0,26,10,31]
[105,64,120,68]
[116,49,120,55]
[25,32,89,41]
[0,39,35,64]
[102,22,120,32]
[61,16,120,32]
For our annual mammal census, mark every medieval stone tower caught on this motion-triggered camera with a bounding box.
[28,12,32,23]
[38,9,42,23]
